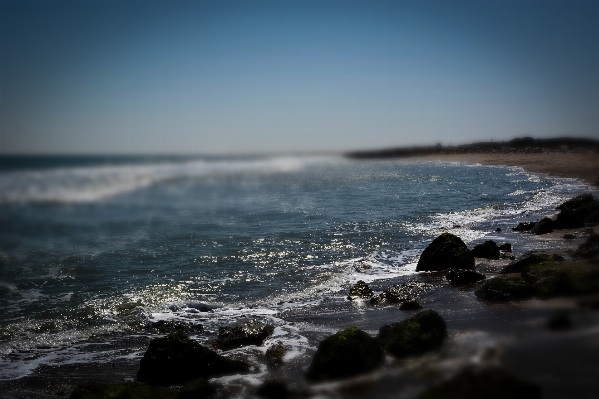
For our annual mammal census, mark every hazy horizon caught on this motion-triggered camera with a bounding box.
[1,0,598,155]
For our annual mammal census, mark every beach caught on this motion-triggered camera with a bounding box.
[0,151,598,399]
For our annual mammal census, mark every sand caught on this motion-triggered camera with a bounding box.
[413,152,599,186]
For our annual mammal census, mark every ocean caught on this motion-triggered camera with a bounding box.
[0,154,593,395]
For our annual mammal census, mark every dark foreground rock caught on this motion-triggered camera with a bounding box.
[417,233,475,271]
[370,280,433,304]
[399,301,422,310]
[531,217,553,235]
[347,280,374,300]
[418,367,541,399]
[378,310,447,358]
[554,194,599,228]
[475,277,533,302]
[137,333,249,386]
[512,221,536,232]
[573,233,599,259]
[305,327,385,381]
[212,318,274,350]
[499,243,512,252]
[146,320,204,335]
[521,260,599,298]
[446,269,486,285]
[178,378,217,399]
[70,381,176,399]
[265,342,287,367]
[256,381,291,399]
[501,252,564,274]
[471,240,500,259]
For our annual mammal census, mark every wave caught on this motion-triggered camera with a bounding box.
[0,155,340,204]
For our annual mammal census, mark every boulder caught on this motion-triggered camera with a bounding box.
[530,217,553,235]
[573,233,599,259]
[521,260,599,298]
[399,301,422,311]
[512,221,536,232]
[418,367,541,399]
[498,243,512,252]
[475,277,533,301]
[563,233,576,239]
[347,280,374,300]
[69,382,176,399]
[305,327,385,381]
[146,320,203,335]
[557,193,595,210]
[137,333,249,386]
[500,253,564,274]
[471,240,500,259]
[212,318,274,350]
[377,310,447,358]
[265,342,287,367]
[446,269,486,285]
[178,378,217,399]
[370,280,432,304]
[554,194,599,228]
[416,233,475,272]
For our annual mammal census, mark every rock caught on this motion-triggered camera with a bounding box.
[521,260,599,298]
[178,378,217,399]
[585,211,599,224]
[500,252,564,274]
[557,193,595,211]
[475,276,533,301]
[446,269,486,285]
[495,228,502,232]
[547,311,572,331]
[256,381,290,399]
[137,333,249,386]
[347,280,374,300]
[512,221,536,232]
[370,280,433,304]
[417,367,541,399]
[146,320,203,335]
[212,318,274,350]
[471,240,500,259]
[498,243,512,252]
[416,233,475,272]
[265,342,287,367]
[563,233,576,239]
[399,301,422,310]
[377,310,447,358]
[554,194,599,228]
[573,233,599,259]
[69,381,176,399]
[305,327,385,381]
[530,217,553,235]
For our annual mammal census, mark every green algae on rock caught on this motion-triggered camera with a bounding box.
[475,276,533,302]
[305,327,385,382]
[501,253,565,274]
[521,260,599,298]
[416,233,475,272]
[418,367,541,399]
[137,333,250,387]
[377,310,447,358]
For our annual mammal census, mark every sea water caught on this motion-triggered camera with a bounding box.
[0,154,591,382]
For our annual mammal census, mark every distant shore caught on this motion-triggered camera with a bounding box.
[346,137,599,185]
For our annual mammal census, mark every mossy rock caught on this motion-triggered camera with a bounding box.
[137,333,249,386]
[69,381,176,399]
[305,327,385,381]
[557,194,595,210]
[531,217,553,235]
[521,261,599,298]
[418,367,541,399]
[471,240,500,259]
[573,233,599,259]
[377,310,447,358]
[554,194,599,228]
[501,253,564,274]
[475,276,533,301]
[178,378,217,399]
[416,233,475,272]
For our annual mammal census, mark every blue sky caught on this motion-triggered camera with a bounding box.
[1,0,598,154]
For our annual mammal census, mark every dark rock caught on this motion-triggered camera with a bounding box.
[347,280,374,300]
[137,333,249,386]
[378,310,447,358]
[399,301,422,310]
[531,217,553,235]
[573,233,599,259]
[471,240,500,259]
[554,194,599,228]
[265,342,287,367]
[557,193,595,211]
[563,233,576,239]
[495,228,502,232]
[146,320,203,335]
[512,221,536,232]
[178,378,217,399]
[547,311,572,331]
[69,381,176,399]
[370,280,433,304]
[585,211,599,224]
[256,381,290,399]
[475,276,533,301]
[418,367,541,399]
[500,253,564,274]
[213,318,274,350]
[305,327,385,381]
[446,269,486,285]
[416,233,475,272]
[521,260,599,298]
[498,243,512,252]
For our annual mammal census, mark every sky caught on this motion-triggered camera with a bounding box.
[1,0,598,155]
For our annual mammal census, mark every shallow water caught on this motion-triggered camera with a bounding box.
[0,154,596,396]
